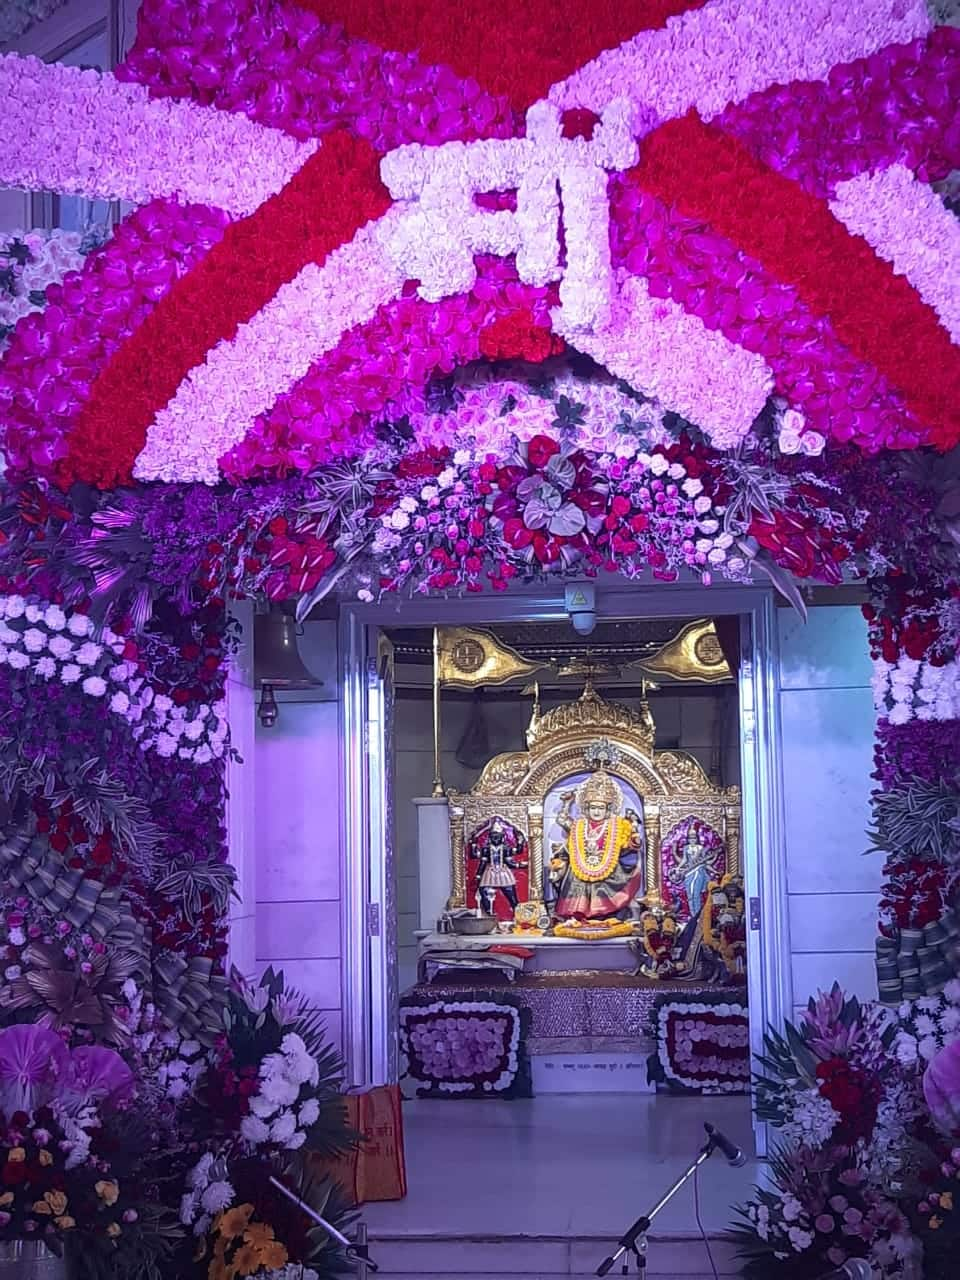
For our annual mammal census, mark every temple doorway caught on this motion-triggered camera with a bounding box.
[338,582,789,1170]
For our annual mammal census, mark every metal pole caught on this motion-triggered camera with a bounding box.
[431,627,445,797]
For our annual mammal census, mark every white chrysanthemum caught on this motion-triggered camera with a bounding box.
[917,997,942,1015]
[248,1093,279,1120]
[75,641,103,667]
[22,627,46,653]
[200,1181,235,1214]
[179,1192,198,1225]
[35,657,56,679]
[110,690,130,714]
[6,651,29,670]
[67,613,91,637]
[187,1153,214,1190]
[260,1073,301,1109]
[4,596,25,619]
[269,1111,298,1144]
[48,635,73,659]
[240,1114,271,1145]
[298,1099,320,1128]
[44,606,66,631]
[285,1130,307,1150]
[944,979,960,1003]
[918,1035,939,1061]
[82,675,107,697]
[940,1006,960,1034]
[914,1014,936,1037]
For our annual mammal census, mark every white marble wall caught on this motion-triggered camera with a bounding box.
[777,606,879,1014]
[253,622,344,1048]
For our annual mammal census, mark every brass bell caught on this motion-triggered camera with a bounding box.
[254,612,319,727]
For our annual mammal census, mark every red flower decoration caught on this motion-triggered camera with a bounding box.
[478,309,565,363]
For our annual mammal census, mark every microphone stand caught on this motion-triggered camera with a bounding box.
[268,1175,379,1276]
[595,1127,723,1276]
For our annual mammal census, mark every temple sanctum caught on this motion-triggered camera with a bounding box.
[0,3,958,1279]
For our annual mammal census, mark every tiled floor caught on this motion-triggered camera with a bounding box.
[363,1093,761,1277]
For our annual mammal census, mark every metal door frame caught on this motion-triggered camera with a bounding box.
[339,582,790,1150]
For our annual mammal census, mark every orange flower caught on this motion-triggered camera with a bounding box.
[95,1180,120,1206]
[55,1216,76,1230]
[216,1203,254,1240]
[7,1148,25,1163]
[38,1151,53,1167]
[0,1193,13,1207]
[106,1223,121,1238]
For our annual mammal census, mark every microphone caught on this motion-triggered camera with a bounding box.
[820,1261,873,1280]
[703,1122,746,1168]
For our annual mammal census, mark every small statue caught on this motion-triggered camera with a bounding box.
[701,875,747,983]
[468,819,528,919]
[549,770,643,925]
[668,826,716,921]
[632,902,681,979]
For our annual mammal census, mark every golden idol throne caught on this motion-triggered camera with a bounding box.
[446,681,740,934]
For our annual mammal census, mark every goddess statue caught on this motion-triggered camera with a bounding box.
[549,770,643,923]
[669,828,715,921]
[467,818,527,918]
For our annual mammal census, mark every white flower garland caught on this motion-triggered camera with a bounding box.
[871,656,960,724]
[399,999,522,1095]
[0,595,228,762]
[654,998,750,1094]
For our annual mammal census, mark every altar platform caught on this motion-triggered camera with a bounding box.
[365,1093,758,1278]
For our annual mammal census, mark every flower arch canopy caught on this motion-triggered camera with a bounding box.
[0,0,958,497]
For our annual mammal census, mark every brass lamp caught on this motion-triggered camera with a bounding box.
[254,611,320,727]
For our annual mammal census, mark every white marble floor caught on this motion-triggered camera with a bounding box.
[363,1093,761,1277]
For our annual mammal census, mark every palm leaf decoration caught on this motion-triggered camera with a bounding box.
[867,781,960,862]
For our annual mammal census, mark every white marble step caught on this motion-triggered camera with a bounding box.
[366,1231,739,1276]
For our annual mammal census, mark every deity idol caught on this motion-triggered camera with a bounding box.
[669,827,715,921]
[468,819,527,919]
[549,771,643,922]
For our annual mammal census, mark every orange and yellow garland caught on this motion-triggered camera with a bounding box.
[568,815,633,882]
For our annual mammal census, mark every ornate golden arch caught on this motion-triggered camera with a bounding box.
[446,681,740,912]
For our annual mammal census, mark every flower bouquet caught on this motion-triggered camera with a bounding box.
[0,1023,179,1277]
[178,968,357,1280]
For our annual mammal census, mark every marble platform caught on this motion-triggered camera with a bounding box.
[364,1093,760,1278]
[416,930,640,974]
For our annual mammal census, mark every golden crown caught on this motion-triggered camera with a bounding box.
[576,769,624,814]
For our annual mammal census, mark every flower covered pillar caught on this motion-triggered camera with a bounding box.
[867,556,960,1015]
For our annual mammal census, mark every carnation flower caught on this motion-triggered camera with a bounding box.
[82,676,107,697]
[6,651,29,671]
[43,606,66,631]
[48,635,73,659]
[60,663,81,683]
[110,691,130,714]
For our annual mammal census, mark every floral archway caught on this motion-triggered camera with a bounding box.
[0,0,958,1275]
